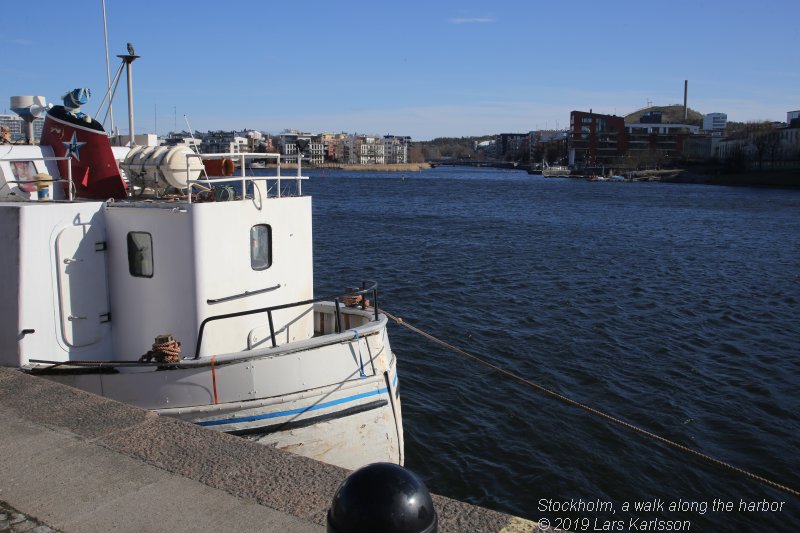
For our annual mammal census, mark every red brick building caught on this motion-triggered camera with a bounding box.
[568,111,627,167]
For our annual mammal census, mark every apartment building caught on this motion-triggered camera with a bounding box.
[279,130,324,165]
[0,114,45,142]
[383,135,410,164]
[568,111,626,167]
[703,113,727,133]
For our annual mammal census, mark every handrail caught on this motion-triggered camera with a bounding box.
[183,151,307,203]
[194,281,379,358]
[207,283,281,304]
[3,155,75,200]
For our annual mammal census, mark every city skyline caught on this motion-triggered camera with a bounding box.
[2,0,798,141]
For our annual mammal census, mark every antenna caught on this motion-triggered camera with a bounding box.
[117,44,140,146]
[101,0,115,133]
[184,114,200,154]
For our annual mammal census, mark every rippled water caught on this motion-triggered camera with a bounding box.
[303,167,800,532]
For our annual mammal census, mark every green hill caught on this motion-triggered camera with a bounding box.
[625,105,703,126]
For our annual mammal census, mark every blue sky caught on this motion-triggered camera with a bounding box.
[2,1,798,140]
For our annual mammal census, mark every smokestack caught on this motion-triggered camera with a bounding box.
[683,80,688,122]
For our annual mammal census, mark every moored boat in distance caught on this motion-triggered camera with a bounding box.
[0,49,403,470]
[542,164,571,177]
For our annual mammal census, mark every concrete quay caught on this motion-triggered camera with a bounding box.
[0,367,541,532]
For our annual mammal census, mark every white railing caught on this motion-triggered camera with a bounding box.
[3,156,76,201]
[184,151,308,204]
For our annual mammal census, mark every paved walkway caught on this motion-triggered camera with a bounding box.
[0,367,539,533]
[1,500,58,533]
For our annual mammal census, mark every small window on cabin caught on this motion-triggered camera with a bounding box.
[250,224,272,270]
[127,232,154,278]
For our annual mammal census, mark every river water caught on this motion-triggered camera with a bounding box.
[304,166,800,532]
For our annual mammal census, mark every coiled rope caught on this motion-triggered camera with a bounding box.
[138,335,182,363]
[383,310,800,499]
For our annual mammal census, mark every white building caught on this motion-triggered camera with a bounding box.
[279,131,324,165]
[356,136,385,165]
[625,123,700,135]
[382,135,410,164]
[716,124,800,163]
[199,131,248,154]
[703,113,727,133]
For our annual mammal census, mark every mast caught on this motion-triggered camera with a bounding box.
[117,44,140,146]
[101,0,115,133]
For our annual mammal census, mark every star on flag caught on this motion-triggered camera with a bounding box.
[62,131,87,161]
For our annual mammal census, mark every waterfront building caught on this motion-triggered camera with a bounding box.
[529,130,568,166]
[474,139,496,159]
[162,131,202,151]
[703,113,727,133]
[244,130,267,153]
[788,110,800,127]
[200,131,248,154]
[495,133,529,161]
[279,130,324,165]
[715,123,800,167]
[568,111,626,167]
[625,122,700,163]
[383,135,410,164]
[319,133,346,163]
[356,135,385,165]
[0,114,45,142]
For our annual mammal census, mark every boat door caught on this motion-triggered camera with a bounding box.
[55,224,110,347]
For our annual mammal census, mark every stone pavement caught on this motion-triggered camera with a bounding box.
[0,500,58,533]
[0,367,541,532]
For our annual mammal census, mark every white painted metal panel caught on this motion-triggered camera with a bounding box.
[55,225,109,347]
[250,339,375,399]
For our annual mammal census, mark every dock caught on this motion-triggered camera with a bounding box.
[0,367,541,532]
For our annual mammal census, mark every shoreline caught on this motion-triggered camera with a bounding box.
[253,162,431,172]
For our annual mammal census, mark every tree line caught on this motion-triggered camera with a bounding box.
[408,136,494,162]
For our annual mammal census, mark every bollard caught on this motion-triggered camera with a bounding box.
[327,462,438,533]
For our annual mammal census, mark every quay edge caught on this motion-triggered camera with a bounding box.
[0,367,544,533]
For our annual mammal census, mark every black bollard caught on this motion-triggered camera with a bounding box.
[327,462,438,533]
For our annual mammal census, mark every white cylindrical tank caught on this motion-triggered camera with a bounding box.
[119,145,202,190]
[159,146,203,189]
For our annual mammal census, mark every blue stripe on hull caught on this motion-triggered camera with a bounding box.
[197,387,390,427]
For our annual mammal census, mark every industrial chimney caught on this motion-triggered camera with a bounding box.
[683,80,688,122]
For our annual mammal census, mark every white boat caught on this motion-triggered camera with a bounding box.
[542,163,570,177]
[0,51,404,470]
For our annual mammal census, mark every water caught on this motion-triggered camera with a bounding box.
[302,167,800,531]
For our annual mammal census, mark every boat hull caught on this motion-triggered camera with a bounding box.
[36,307,404,470]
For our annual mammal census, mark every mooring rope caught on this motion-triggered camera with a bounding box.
[382,309,800,499]
[138,336,182,363]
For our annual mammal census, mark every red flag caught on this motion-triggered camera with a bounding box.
[40,106,127,199]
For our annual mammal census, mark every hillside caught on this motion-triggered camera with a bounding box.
[625,105,703,126]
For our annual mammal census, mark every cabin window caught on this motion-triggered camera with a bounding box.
[250,224,272,270]
[127,232,154,278]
